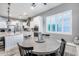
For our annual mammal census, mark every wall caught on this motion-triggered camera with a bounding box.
[37,3,79,43]
[30,16,43,32]
[30,16,40,28]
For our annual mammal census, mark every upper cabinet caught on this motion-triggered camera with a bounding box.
[0,17,7,29]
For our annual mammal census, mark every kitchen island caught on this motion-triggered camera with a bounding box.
[0,31,32,52]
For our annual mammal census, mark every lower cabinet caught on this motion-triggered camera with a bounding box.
[5,34,24,51]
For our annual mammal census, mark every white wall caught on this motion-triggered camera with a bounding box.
[30,16,43,33]
[37,3,79,43]
[30,16,40,28]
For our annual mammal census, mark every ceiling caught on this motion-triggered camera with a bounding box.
[0,3,62,20]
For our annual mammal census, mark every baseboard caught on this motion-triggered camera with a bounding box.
[57,40,76,47]
[67,42,76,46]
[5,46,17,52]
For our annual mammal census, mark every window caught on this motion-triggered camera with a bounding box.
[46,10,72,35]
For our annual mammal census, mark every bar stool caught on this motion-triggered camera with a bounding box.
[0,37,5,49]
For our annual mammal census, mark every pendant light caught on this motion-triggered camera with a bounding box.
[7,3,11,31]
[31,3,47,9]
[8,3,11,22]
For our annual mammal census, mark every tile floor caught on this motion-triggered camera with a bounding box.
[0,44,77,56]
[0,37,78,56]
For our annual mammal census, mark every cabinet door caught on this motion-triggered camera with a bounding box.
[5,34,24,49]
[14,34,24,44]
[5,36,14,48]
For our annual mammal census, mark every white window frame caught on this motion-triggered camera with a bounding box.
[46,10,72,35]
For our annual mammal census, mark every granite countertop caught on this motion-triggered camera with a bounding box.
[0,31,32,37]
[0,32,21,37]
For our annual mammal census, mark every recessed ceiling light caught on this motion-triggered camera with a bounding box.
[30,3,47,10]
[30,6,34,10]
[23,13,27,15]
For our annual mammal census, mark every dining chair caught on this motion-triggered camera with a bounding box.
[17,43,37,56]
[49,38,66,56]
[59,38,66,56]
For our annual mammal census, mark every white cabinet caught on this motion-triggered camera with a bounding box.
[5,36,13,48]
[5,34,24,51]
[0,21,7,28]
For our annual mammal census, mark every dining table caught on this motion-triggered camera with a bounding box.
[19,36,61,55]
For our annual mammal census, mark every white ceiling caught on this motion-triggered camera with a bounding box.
[0,3,62,19]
